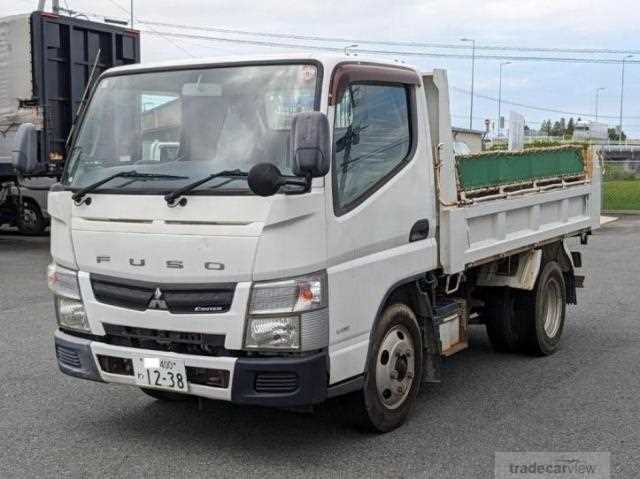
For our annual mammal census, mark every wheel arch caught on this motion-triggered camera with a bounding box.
[366,274,441,381]
[542,241,577,305]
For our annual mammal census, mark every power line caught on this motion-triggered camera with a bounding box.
[138,19,640,57]
[139,29,640,65]
[102,0,196,58]
[452,87,640,120]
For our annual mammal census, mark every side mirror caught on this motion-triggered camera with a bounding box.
[248,163,310,197]
[290,112,330,178]
[12,123,39,175]
[248,163,286,197]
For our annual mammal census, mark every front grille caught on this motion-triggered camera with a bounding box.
[103,324,227,356]
[91,275,236,314]
[255,372,299,393]
[56,345,82,368]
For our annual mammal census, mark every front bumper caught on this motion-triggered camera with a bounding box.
[54,330,328,407]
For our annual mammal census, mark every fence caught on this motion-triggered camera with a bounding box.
[602,160,640,212]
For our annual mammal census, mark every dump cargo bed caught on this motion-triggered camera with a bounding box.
[456,146,585,193]
[439,148,601,274]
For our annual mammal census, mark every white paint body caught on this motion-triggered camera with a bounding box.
[48,54,601,394]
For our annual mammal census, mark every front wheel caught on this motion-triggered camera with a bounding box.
[16,199,46,235]
[360,303,423,432]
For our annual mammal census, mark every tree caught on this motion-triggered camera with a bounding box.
[540,120,552,136]
[551,121,563,136]
[566,118,575,137]
[608,128,627,141]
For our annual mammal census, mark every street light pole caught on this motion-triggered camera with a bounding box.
[498,61,511,137]
[461,38,475,130]
[595,87,605,122]
[619,54,633,142]
[130,0,134,27]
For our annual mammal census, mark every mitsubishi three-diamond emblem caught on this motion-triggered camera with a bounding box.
[147,288,168,310]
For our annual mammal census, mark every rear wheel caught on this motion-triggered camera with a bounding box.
[359,303,423,432]
[16,199,46,235]
[520,261,566,356]
[140,388,193,402]
[485,288,525,353]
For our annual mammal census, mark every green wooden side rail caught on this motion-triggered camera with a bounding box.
[456,146,585,191]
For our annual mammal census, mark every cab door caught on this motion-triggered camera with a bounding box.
[325,63,439,384]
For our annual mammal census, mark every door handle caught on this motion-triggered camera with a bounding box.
[409,219,430,242]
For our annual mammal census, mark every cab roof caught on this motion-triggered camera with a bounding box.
[104,52,421,77]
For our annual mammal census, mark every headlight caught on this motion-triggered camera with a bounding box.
[245,271,327,351]
[55,296,90,332]
[47,263,81,299]
[249,271,327,315]
[244,316,300,350]
[48,263,90,332]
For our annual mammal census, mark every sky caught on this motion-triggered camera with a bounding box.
[3,0,640,137]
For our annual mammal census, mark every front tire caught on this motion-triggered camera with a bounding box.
[360,303,423,432]
[16,199,46,235]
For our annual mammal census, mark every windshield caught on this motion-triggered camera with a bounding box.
[63,63,320,193]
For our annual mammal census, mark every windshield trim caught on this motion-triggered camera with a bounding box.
[60,60,324,195]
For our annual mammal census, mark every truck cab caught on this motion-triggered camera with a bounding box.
[40,54,598,431]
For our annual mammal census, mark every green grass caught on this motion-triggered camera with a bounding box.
[603,180,640,210]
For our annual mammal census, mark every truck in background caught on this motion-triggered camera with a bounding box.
[0,11,140,234]
[15,54,601,432]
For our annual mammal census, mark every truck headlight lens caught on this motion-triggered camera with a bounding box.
[245,271,327,351]
[249,271,327,315]
[47,263,81,300]
[48,263,89,332]
[55,296,90,332]
[244,316,300,350]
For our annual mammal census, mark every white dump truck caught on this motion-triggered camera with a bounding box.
[14,54,600,431]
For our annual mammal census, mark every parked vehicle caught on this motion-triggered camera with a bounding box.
[0,11,140,234]
[17,54,600,431]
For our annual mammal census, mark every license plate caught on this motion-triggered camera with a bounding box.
[133,357,188,392]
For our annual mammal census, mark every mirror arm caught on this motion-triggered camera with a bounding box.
[281,173,312,195]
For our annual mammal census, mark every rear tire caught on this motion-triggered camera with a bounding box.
[358,303,423,433]
[140,388,193,402]
[16,199,46,235]
[519,261,566,356]
[485,288,526,353]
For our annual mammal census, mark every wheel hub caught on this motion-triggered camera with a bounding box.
[375,325,415,410]
[542,277,562,338]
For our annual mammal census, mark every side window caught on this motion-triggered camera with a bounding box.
[333,83,412,213]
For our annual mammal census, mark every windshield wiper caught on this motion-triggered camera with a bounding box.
[164,169,248,206]
[72,170,188,204]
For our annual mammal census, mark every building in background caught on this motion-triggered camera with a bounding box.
[452,127,484,154]
[573,121,609,142]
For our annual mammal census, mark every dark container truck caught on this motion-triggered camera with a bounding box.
[0,11,140,234]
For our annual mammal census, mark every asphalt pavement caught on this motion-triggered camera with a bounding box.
[1,217,639,478]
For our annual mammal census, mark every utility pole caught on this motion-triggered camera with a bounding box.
[619,54,633,143]
[130,0,134,27]
[595,87,605,122]
[498,61,511,138]
[461,38,475,130]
